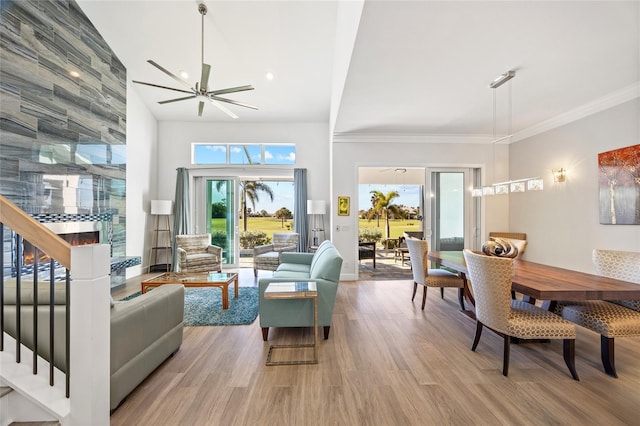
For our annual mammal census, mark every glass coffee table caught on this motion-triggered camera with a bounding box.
[141,272,238,309]
[264,281,318,365]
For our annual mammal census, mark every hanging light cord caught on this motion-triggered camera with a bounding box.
[493,88,497,182]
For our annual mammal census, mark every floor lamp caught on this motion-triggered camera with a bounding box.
[307,200,326,250]
[149,200,173,272]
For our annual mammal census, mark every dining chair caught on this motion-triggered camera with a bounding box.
[405,238,464,311]
[556,249,640,377]
[462,249,579,380]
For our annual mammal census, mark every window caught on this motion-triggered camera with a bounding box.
[193,143,295,165]
[264,145,295,165]
[230,145,261,164]
[194,144,227,165]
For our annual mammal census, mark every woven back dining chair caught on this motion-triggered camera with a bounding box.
[462,249,579,380]
[405,238,464,311]
[556,249,640,377]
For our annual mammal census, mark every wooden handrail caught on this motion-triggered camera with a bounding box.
[0,195,71,269]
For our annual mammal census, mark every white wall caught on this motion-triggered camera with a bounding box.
[509,99,640,273]
[332,136,506,280]
[156,120,330,227]
[125,86,159,276]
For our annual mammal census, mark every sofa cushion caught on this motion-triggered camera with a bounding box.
[310,244,342,283]
[309,240,333,271]
[255,251,281,266]
[276,263,311,274]
[273,271,312,280]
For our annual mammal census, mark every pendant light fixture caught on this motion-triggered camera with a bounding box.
[472,70,543,197]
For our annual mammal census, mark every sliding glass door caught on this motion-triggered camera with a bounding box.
[207,179,237,265]
[193,177,238,268]
[427,169,477,251]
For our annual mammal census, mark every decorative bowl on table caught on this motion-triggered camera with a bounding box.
[481,238,519,258]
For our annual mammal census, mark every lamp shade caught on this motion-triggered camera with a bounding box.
[307,200,326,215]
[151,200,173,215]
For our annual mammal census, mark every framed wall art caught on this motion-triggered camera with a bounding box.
[337,196,350,216]
[598,143,640,225]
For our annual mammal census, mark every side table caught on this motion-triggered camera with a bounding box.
[264,281,318,365]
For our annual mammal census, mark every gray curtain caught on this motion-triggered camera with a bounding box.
[293,168,308,252]
[172,167,190,271]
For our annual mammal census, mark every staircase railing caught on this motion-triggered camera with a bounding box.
[0,195,110,425]
[0,195,71,396]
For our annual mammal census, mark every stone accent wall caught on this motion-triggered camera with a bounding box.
[0,0,127,256]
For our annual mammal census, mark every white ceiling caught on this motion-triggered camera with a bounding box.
[77,0,639,137]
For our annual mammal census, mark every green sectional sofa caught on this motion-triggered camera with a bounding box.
[3,282,184,411]
[258,240,343,341]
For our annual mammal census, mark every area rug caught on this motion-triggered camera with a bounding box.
[358,252,413,281]
[119,286,259,326]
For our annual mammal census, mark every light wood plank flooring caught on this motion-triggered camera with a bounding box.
[110,269,640,425]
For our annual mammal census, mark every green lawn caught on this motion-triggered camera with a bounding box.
[358,218,421,240]
[211,217,294,234]
[213,216,420,241]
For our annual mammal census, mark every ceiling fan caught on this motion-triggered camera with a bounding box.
[132,3,257,119]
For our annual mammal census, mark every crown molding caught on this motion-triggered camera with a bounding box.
[512,81,640,143]
[332,82,640,145]
[332,133,494,144]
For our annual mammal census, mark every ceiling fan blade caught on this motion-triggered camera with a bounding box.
[208,85,254,96]
[147,60,193,90]
[198,101,205,117]
[210,95,258,110]
[132,80,194,95]
[208,98,238,119]
[158,95,196,104]
[200,64,211,92]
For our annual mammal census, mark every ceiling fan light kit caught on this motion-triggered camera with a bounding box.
[132,3,257,118]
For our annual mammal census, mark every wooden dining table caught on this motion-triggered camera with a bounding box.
[428,251,640,312]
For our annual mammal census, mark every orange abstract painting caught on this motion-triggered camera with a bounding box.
[598,144,640,224]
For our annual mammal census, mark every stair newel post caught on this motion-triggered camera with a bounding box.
[68,244,110,426]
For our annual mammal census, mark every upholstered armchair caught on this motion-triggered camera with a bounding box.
[253,232,299,276]
[463,249,579,380]
[175,233,222,273]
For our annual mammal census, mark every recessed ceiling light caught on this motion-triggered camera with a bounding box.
[265,72,275,81]
[69,70,80,78]
[179,70,189,79]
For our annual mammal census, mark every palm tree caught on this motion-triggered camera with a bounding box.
[370,192,381,227]
[366,190,401,239]
[214,180,274,231]
[215,147,275,231]
[240,181,274,231]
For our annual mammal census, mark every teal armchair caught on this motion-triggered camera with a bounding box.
[258,240,343,341]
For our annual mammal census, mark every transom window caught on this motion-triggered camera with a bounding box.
[193,143,295,165]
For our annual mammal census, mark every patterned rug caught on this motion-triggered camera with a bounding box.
[119,286,259,326]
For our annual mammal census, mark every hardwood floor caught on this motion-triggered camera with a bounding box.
[110,269,640,425]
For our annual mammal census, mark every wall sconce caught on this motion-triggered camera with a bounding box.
[553,168,567,183]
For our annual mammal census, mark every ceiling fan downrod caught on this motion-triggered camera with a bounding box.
[199,3,207,87]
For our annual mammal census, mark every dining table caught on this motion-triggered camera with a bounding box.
[428,251,640,313]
